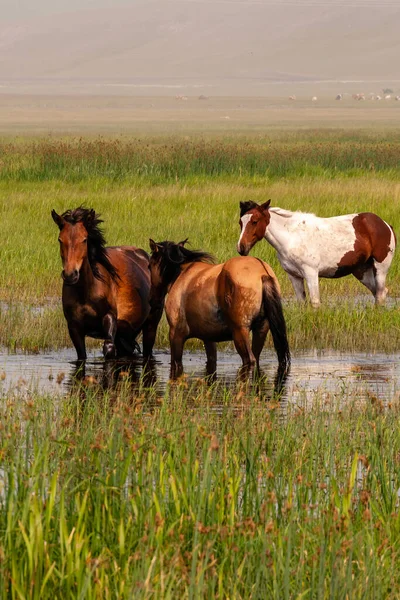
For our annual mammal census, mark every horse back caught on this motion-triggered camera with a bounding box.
[220,256,281,293]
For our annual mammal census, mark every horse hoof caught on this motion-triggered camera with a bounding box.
[103,341,116,359]
[133,341,141,354]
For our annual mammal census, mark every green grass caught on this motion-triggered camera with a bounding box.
[2,131,400,598]
[1,132,400,353]
[1,381,400,598]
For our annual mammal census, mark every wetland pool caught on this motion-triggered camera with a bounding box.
[0,348,399,405]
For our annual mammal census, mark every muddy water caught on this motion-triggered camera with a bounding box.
[0,348,399,404]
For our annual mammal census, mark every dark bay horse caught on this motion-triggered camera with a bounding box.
[52,207,162,361]
[238,200,396,307]
[148,239,290,380]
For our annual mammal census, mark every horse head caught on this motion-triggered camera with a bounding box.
[52,207,118,285]
[237,200,271,256]
[148,238,214,306]
[148,239,189,306]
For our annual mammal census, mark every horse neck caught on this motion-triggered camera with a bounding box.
[160,262,194,296]
[266,211,296,251]
[75,257,100,296]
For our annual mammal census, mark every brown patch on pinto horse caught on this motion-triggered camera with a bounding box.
[336,213,392,277]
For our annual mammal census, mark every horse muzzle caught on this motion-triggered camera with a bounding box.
[237,243,250,256]
[62,269,80,285]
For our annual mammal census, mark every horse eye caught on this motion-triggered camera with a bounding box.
[58,238,62,243]
[83,239,88,244]
[253,220,259,225]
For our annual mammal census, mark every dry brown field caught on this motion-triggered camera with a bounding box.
[1,93,400,134]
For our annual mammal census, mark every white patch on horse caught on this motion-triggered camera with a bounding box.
[237,214,253,252]
[266,209,359,278]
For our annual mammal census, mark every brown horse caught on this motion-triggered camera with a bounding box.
[148,239,290,380]
[52,207,162,361]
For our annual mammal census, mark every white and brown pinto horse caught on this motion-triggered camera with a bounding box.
[148,239,290,380]
[237,200,396,307]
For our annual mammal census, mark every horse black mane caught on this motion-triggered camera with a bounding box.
[240,200,260,217]
[61,207,119,282]
[152,240,215,287]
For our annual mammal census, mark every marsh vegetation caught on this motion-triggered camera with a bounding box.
[1,131,400,352]
[1,129,400,597]
[1,380,400,598]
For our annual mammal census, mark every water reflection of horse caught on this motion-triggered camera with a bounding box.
[52,207,162,361]
[148,239,290,384]
[238,200,396,307]
[69,357,158,393]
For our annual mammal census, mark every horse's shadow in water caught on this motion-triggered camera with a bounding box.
[235,363,289,401]
[67,357,158,401]
[66,354,289,408]
[188,360,290,402]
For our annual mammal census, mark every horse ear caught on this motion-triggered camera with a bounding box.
[149,239,159,253]
[51,210,64,230]
[178,238,189,247]
[260,199,271,212]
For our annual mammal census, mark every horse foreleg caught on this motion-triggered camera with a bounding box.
[169,329,185,378]
[204,341,217,374]
[68,323,87,361]
[232,327,256,367]
[142,304,164,361]
[304,270,321,308]
[287,274,306,302]
[102,313,117,359]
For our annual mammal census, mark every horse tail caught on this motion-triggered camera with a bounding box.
[262,275,291,379]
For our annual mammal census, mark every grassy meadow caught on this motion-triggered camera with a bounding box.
[1,379,400,598]
[1,130,400,352]
[2,129,400,597]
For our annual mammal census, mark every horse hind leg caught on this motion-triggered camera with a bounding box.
[353,265,377,303]
[251,320,270,369]
[204,341,217,375]
[232,327,256,368]
[373,261,390,306]
[113,321,138,357]
[287,273,306,302]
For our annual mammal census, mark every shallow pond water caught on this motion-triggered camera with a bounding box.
[0,347,399,405]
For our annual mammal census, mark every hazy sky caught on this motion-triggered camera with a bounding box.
[3,0,393,22]
[2,0,138,22]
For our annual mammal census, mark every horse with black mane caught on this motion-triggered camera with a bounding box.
[52,207,162,361]
[148,239,290,381]
[238,200,396,307]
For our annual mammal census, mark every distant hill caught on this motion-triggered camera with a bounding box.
[1,1,399,94]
